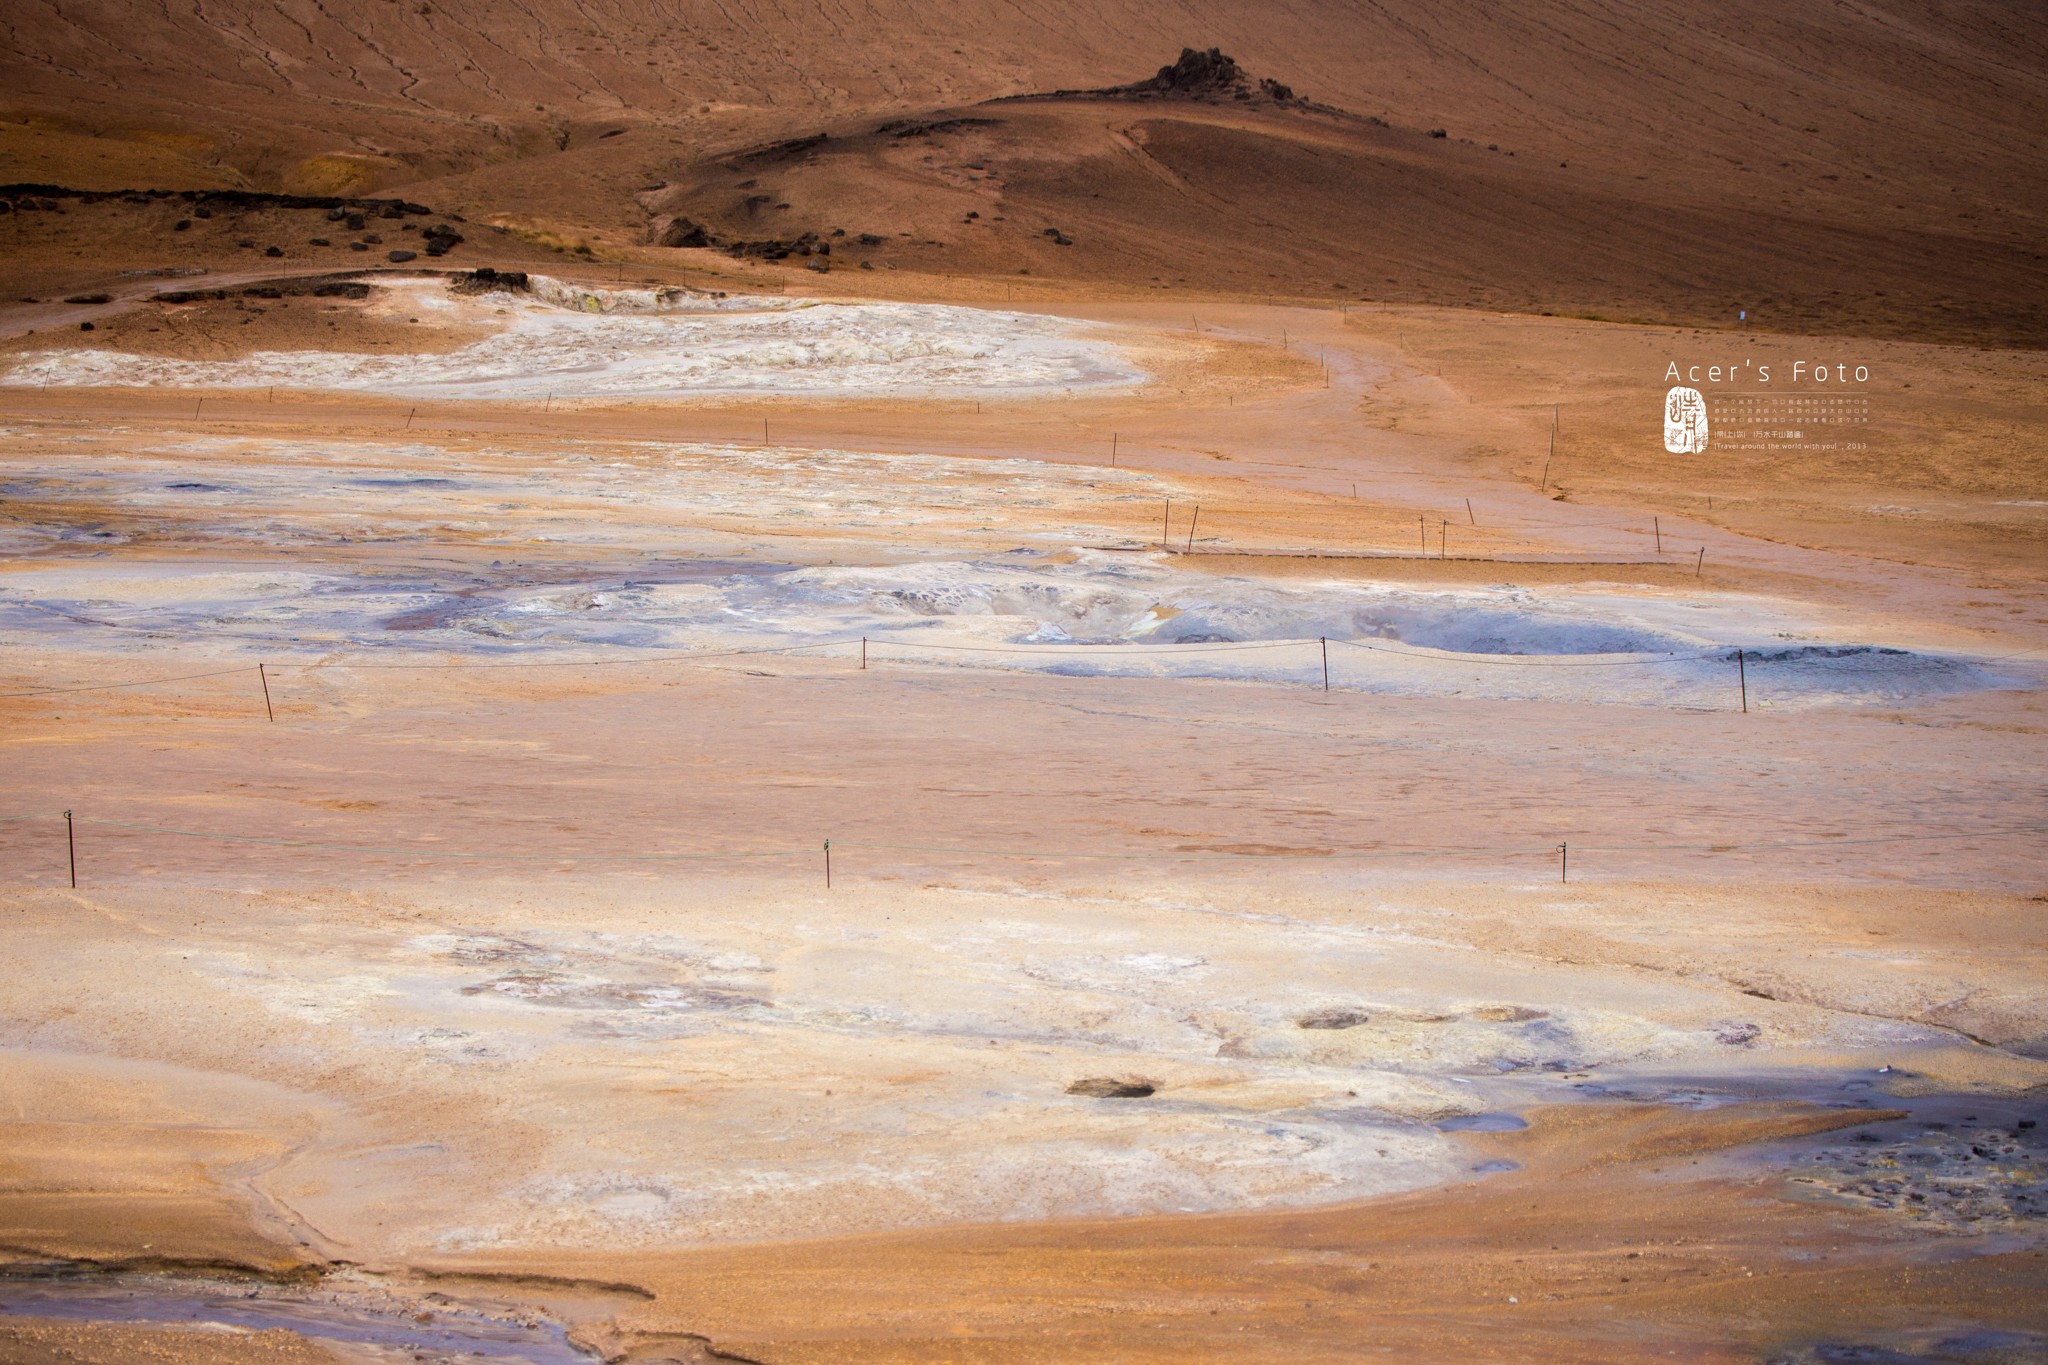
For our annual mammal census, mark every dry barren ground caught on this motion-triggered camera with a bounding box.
[1,261,2044,1363]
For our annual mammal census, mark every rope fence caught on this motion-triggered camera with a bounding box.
[2,633,1781,710]
[4,809,2042,890]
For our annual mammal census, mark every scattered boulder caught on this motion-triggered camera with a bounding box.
[1042,227,1073,246]
[1297,1007,1371,1030]
[263,245,284,257]
[172,218,191,231]
[1066,1077,1156,1099]
[388,249,417,262]
[1427,128,1448,139]
[421,223,464,257]
[723,230,822,261]
[857,232,884,246]
[653,216,711,248]
[63,293,111,305]
[449,267,531,296]
[78,321,94,331]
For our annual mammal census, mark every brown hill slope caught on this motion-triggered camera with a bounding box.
[4,2,2045,340]
[639,91,2047,345]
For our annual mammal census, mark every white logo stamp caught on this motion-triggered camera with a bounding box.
[1664,386,1709,454]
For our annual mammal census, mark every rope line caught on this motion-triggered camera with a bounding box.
[0,641,861,691]
[263,638,860,671]
[1568,825,2048,853]
[1328,638,1722,669]
[0,666,258,698]
[866,637,1301,657]
[0,812,2037,864]
[3,634,1790,695]
[834,838,1552,860]
[67,817,810,861]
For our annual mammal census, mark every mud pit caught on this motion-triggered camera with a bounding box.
[0,423,2022,710]
[4,277,1147,399]
[2,286,2045,1362]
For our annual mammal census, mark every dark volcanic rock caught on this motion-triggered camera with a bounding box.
[0,184,441,223]
[1153,46,1243,94]
[421,223,464,257]
[873,117,997,139]
[1066,1077,1157,1098]
[653,216,711,249]
[1000,50,1307,108]
[1298,1007,1371,1030]
[449,267,531,295]
[723,231,821,261]
[388,249,417,263]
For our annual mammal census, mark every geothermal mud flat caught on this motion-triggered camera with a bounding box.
[2,275,2045,1363]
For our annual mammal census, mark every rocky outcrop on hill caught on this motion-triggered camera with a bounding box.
[996,48,1309,106]
[0,184,440,217]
